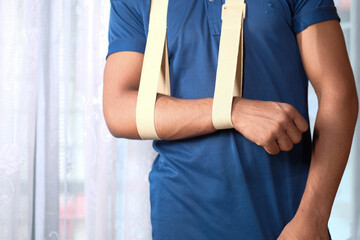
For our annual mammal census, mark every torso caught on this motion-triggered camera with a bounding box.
[140,0,312,239]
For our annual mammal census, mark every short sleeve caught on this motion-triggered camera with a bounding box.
[106,0,147,59]
[292,0,341,35]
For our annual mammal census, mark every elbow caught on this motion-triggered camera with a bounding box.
[318,83,359,124]
[104,112,137,139]
[103,106,122,139]
[105,119,123,139]
[103,101,133,139]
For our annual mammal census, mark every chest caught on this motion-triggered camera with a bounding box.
[142,0,296,40]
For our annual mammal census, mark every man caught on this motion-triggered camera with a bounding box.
[103,0,359,239]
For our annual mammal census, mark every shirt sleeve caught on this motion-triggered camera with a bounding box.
[106,0,147,59]
[292,0,341,35]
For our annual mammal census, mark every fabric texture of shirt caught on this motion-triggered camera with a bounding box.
[106,0,340,239]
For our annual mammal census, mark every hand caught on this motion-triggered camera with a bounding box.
[231,97,309,155]
[277,214,329,240]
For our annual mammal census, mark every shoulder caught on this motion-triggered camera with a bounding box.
[110,0,148,20]
[110,0,146,11]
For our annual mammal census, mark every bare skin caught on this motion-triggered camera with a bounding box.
[277,20,358,239]
[103,52,308,154]
[103,19,358,239]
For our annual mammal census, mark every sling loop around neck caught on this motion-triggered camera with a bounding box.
[212,0,246,129]
[136,0,246,140]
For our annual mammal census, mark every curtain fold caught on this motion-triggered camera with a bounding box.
[0,0,39,239]
[0,0,156,239]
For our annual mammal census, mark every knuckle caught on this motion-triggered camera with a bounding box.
[296,120,308,132]
[262,139,270,147]
[264,147,274,155]
[272,123,283,136]
[283,103,295,112]
[256,136,266,146]
[304,121,309,131]
[262,134,274,146]
[267,150,275,155]
[254,139,262,146]
[268,147,280,155]
[271,101,282,110]
[277,112,290,125]
[287,144,294,151]
[293,134,302,144]
[282,142,293,151]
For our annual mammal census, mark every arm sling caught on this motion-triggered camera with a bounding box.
[135,0,246,140]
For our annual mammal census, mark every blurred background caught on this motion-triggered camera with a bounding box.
[0,0,359,239]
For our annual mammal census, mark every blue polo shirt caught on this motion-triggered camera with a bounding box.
[106,0,340,239]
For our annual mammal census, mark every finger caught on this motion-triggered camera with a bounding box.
[276,131,294,151]
[284,121,303,144]
[264,140,281,155]
[282,103,309,132]
[292,114,309,132]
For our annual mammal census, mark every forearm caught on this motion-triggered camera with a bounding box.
[107,89,216,140]
[154,92,216,140]
[296,92,358,224]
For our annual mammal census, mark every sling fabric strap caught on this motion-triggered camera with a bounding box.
[136,0,246,139]
[136,0,171,140]
[212,0,246,130]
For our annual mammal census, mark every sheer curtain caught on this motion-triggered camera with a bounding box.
[0,0,358,240]
[0,0,155,239]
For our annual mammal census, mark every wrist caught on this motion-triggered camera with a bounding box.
[231,97,236,127]
[231,97,244,128]
[295,189,331,227]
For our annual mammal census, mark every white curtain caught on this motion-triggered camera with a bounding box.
[0,0,155,239]
[0,0,358,240]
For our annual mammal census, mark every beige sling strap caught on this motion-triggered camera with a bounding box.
[212,0,246,130]
[136,0,171,140]
[136,0,246,139]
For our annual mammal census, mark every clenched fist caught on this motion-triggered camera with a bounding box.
[231,97,309,155]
